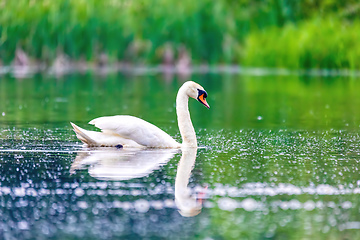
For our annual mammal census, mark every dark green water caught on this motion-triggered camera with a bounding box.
[1,73,360,239]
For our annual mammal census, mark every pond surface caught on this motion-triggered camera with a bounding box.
[1,72,360,239]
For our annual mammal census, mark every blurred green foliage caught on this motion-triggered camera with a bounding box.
[0,0,359,68]
[244,18,360,69]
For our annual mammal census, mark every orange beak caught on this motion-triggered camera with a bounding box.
[198,94,210,109]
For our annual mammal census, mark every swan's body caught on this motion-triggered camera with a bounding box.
[71,81,209,148]
[71,116,180,148]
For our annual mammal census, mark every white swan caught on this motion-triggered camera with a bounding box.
[70,81,209,148]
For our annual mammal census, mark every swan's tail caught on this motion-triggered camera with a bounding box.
[70,122,96,146]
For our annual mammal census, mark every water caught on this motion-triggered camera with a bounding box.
[1,73,360,239]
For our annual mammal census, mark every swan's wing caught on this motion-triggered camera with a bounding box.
[71,122,142,147]
[89,115,180,148]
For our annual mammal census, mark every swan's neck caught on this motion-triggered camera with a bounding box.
[176,88,197,148]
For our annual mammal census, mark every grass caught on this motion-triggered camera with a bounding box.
[0,0,359,69]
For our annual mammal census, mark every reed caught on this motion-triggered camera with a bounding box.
[0,0,134,63]
[0,0,358,69]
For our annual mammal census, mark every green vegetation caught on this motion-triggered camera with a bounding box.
[244,18,360,69]
[0,0,359,68]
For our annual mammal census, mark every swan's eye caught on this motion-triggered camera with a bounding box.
[197,89,207,98]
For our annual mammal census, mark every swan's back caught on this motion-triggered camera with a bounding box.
[90,115,181,148]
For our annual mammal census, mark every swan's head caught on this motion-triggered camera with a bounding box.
[183,81,210,109]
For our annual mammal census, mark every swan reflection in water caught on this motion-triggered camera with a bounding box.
[70,147,205,216]
[70,148,178,180]
[175,147,205,217]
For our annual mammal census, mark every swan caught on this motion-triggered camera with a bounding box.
[70,81,209,148]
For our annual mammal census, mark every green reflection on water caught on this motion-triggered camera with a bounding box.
[1,73,360,239]
[1,74,359,130]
